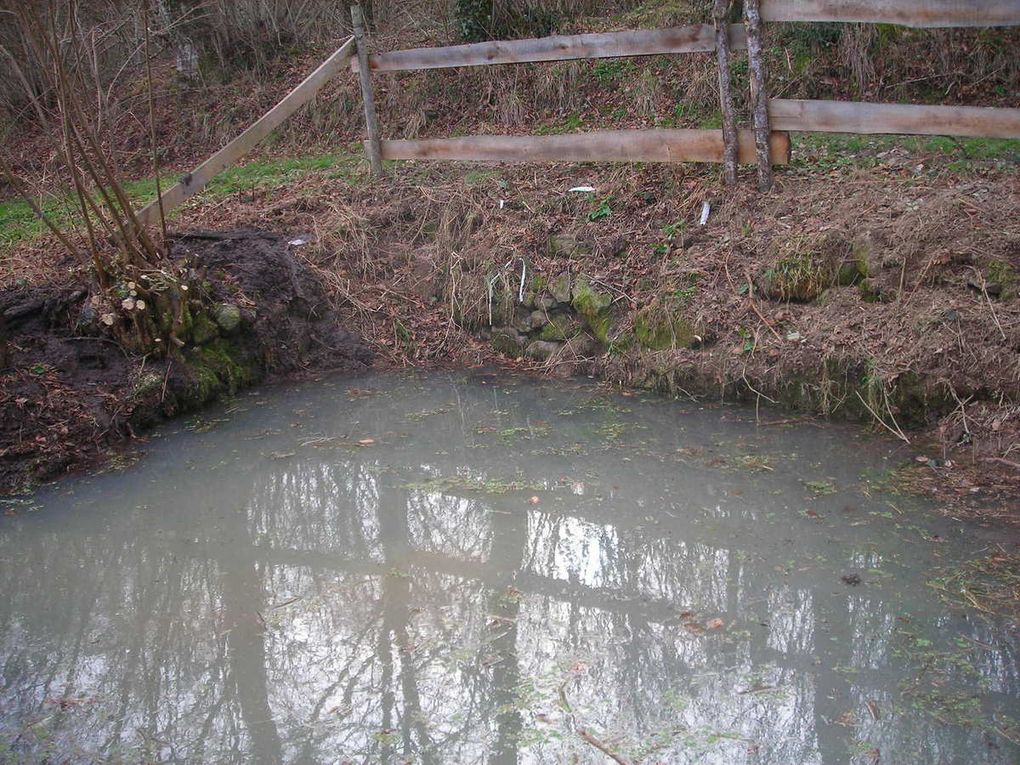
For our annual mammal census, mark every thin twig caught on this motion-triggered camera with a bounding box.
[855,390,911,444]
[577,729,635,765]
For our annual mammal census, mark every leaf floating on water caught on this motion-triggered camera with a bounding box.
[706,617,725,630]
[866,700,881,721]
[270,451,295,460]
[357,438,376,446]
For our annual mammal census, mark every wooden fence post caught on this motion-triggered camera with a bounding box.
[351,4,384,177]
[713,0,738,186]
[743,0,772,191]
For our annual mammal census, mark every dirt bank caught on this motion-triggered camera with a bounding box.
[142,153,1018,525]
[0,231,369,493]
[3,150,1019,526]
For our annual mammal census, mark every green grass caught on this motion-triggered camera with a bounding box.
[792,133,1020,171]
[1,176,166,250]
[0,151,363,253]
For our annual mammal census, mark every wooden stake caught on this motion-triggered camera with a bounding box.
[744,0,773,191]
[352,5,384,178]
[713,0,738,186]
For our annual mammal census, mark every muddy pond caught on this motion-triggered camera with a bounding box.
[1,371,1017,764]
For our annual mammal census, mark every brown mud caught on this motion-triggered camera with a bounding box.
[0,231,369,493]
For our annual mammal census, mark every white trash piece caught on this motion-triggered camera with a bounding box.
[698,201,711,226]
[569,186,596,193]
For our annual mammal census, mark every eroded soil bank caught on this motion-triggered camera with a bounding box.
[2,158,1019,529]
[0,231,369,492]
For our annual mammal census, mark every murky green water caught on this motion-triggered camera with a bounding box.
[1,371,1017,764]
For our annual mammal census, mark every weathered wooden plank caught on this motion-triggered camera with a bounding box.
[351,6,383,177]
[351,24,747,73]
[760,0,1020,28]
[377,129,791,165]
[769,99,1020,139]
[137,38,356,227]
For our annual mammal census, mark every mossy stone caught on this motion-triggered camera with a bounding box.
[191,312,219,345]
[492,328,526,356]
[213,303,242,333]
[536,314,583,342]
[548,233,589,258]
[550,273,573,304]
[634,310,697,350]
[525,340,561,361]
[131,371,164,401]
[180,337,260,407]
[571,278,613,343]
[608,331,636,355]
[988,259,1016,301]
[759,232,861,302]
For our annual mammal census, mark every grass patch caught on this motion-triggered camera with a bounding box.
[793,133,1020,171]
[0,152,362,253]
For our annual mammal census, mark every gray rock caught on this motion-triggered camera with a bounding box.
[548,233,589,258]
[525,340,561,361]
[492,328,526,356]
[550,273,572,304]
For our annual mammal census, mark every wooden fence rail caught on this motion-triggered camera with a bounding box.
[760,0,1020,28]
[350,23,746,73]
[770,99,1020,140]
[378,129,791,165]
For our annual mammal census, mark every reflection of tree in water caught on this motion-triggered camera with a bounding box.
[0,377,1018,764]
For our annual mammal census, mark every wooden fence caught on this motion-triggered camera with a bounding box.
[138,0,1020,224]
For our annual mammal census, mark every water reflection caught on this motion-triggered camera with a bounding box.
[0,372,1017,764]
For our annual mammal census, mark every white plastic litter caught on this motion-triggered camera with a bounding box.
[698,201,711,226]
[288,237,309,247]
[569,186,596,193]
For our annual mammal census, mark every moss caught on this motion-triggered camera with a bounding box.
[191,312,219,345]
[570,278,613,343]
[988,258,1016,300]
[759,232,862,302]
[634,310,696,350]
[180,337,261,407]
[536,314,582,342]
